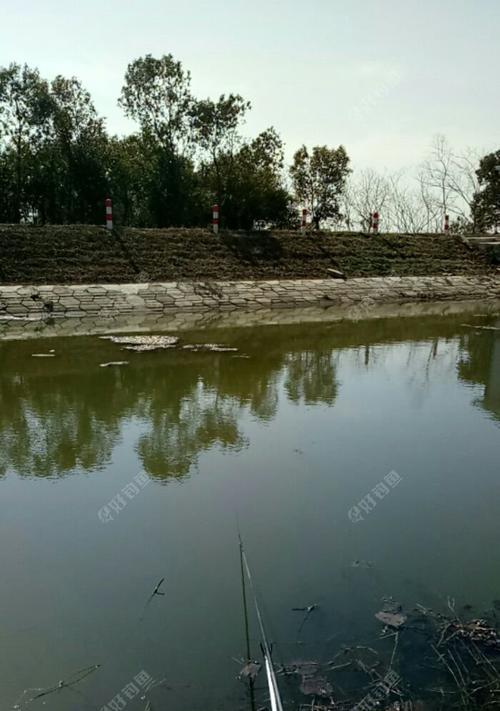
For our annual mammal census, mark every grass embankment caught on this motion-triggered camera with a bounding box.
[0,225,494,285]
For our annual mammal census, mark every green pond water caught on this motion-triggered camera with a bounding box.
[0,305,499,710]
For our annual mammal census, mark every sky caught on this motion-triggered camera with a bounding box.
[1,0,499,173]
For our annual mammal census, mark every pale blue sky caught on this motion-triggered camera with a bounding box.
[1,0,499,171]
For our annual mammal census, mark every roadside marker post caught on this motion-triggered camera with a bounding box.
[372,211,379,234]
[444,214,450,233]
[301,208,308,232]
[212,204,219,234]
[105,198,113,231]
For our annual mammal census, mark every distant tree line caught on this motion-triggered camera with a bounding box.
[0,56,499,233]
[343,136,500,234]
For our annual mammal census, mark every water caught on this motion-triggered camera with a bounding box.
[0,305,499,710]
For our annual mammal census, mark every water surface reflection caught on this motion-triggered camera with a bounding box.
[1,313,499,482]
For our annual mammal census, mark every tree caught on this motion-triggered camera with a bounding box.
[117,55,206,227]
[41,75,108,223]
[472,150,500,232]
[290,145,350,229]
[0,146,17,221]
[119,54,193,154]
[191,93,250,208]
[215,127,291,229]
[0,63,52,221]
[419,135,481,231]
[386,173,430,234]
[344,169,392,231]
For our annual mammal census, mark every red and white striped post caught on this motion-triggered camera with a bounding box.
[372,211,379,234]
[105,198,113,231]
[444,214,450,233]
[301,208,308,232]
[212,204,219,234]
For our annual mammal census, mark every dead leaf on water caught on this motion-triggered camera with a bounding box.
[375,611,407,628]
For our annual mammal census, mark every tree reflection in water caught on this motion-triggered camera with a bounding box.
[458,317,500,423]
[0,312,498,481]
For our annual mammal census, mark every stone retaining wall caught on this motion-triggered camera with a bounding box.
[1,275,500,321]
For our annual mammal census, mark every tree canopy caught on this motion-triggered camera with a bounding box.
[1,56,497,233]
[472,150,500,232]
[290,145,350,229]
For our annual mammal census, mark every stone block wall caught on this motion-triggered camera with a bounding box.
[0,275,499,321]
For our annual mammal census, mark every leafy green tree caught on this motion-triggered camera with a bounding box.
[0,67,109,224]
[117,55,205,226]
[107,134,205,227]
[217,127,291,229]
[290,145,350,229]
[107,134,150,226]
[119,54,193,153]
[36,75,108,223]
[191,93,250,208]
[472,150,500,232]
[0,147,17,221]
[0,63,52,221]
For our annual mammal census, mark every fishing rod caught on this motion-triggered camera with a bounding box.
[238,534,284,711]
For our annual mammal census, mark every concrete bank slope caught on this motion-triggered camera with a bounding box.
[1,275,499,321]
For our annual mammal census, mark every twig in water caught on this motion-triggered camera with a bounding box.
[140,577,166,620]
[390,631,399,669]
[13,665,101,707]
[432,644,469,708]
[152,577,166,597]
[293,604,318,637]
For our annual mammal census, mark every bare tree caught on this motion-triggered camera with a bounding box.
[420,135,455,218]
[344,169,392,231]
[419,135,481,230]
[386,174,429,234]
[417,170,442,232]
[345,170,432,234]
[337,136,482,235]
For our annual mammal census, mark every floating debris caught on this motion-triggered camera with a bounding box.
[31,351,55,358]
[280,660,320,677]
[181,344,238,352]
[461,323,500,332]
[101,335,179,351]
[292,605,318,614]
[100,361,129,368]
[140,577,166,620]
[100,335,239,354]
[12,664,101,708]
[293,604,319,637]
[381,596,403,614]
[438,617,500,648]
[351,560,374,569]
[238,660,261,682]
[375,611,407,629]
[151,577,166,597]
[299,675,333,697]
[278,596,500,709]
